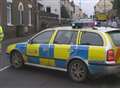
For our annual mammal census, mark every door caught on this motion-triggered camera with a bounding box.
[80,32,106,64]
[52,30,78,68]
[108,31,120,64]
[26,30,54,65]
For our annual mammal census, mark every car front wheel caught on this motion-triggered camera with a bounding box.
[10,51,24,68]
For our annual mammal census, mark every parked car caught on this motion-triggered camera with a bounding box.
[72,19,96,28]
[6,26,120,82]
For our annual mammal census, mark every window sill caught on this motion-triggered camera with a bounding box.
[7,23,14,26]
[28,24,32,27]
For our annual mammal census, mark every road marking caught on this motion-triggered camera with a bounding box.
[0,65,10,72]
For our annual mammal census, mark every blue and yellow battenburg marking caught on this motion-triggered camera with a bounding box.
[115,47,120,64]
[7,43,89,68]
[70,45,88,60]
[26,44,39,57]
[88,46,106,64]
[7,42,107,69]
[16,43,26,54]
[26,44,89,68]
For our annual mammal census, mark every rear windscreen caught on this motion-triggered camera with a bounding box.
[108,31,120,46]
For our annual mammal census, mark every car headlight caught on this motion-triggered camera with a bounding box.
[72,23,75,26]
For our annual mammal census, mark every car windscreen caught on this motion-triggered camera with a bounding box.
[108,31,120,46]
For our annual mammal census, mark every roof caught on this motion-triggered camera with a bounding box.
[45,26,120,33]
[93,27,120,32]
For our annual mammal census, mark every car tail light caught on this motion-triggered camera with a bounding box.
[107,49,115,62]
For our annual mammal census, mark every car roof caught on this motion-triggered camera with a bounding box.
[93,27,120,32]
[45,26,120,33]
[73,19,94,23]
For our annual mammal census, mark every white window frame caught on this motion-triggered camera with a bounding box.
[18,2,24,25]
[7,0,12,3]
[28,4,32,26]
[7,2,12,25]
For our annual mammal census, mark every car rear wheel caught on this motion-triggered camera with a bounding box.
[11,51,24,68]
[68,60,88,82]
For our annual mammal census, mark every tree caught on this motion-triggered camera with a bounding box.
[113,0,120,18]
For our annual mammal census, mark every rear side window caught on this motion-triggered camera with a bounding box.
[108,31,120,46]
[54,30,78,44]
[80,32,103,46]
[32,30,54,44]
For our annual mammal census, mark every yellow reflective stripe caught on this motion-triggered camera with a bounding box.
[76,31,80,44]
[105,33,115,47]
[40,58,55,66]
[26,44,40,56]
[49,59,55,66]
[88,46,106,61]
[0,32,2,34]
[54,44,71,60]
[7,44,16,53]
[78,31,82,44]
[23,55,28,62]
[40,58,49,65]
[0,26,4,41]
[0,26,3,33]
[49,30,57,44]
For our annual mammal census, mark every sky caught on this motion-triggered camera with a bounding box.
[73,0,99,16]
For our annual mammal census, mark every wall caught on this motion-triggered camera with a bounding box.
[4,0,35,39]
[37,0,61,19]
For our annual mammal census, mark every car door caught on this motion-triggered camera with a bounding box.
[80,31,106,64]
[26,30,55,65]
[51,30,78,68]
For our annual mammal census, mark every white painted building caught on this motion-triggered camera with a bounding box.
[37,0,61,19]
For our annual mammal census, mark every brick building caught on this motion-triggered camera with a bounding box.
[0,0,6,26]
[0,0,71,39]
[0,0,36,38]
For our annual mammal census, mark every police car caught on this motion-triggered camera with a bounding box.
[6,26,120,82]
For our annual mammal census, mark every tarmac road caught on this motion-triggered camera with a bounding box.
[0,65,120,88]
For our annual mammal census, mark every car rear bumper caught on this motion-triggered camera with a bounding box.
[104,65,120,74]
[89,64,120,75]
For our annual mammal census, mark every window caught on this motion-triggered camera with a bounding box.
[54,30,78,44]
[18,2,24,24]
[38,3,44,11]
[7,3,12,25]
[32,30,54,44]
[46,7,51,13]
[80,32,103,46]
[28,4,32,26]
[108,31,120,46]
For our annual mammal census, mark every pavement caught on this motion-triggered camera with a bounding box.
[1,36,120,88]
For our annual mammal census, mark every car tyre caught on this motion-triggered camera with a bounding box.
[10,51,24,68]
[68,60,88,82]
